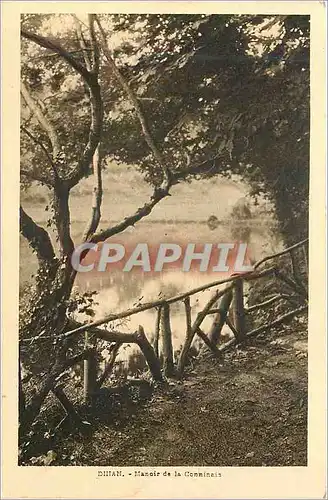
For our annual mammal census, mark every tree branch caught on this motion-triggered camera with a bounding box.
[88,14,100,74]
[254,238,309,269]
[68,17,103,187]
[21,28,93,83]
[20,167,52,186]
[21,28,104,260]
[21,126,57,186]
[21,82,60,160]
[53,268,275,343]
[52,184,75,259]
[67,78,103,188]
[21,28,103,189]
[82,146,102,241]
[95,15,171,189]
[73,15,92,71]
[73,17,103,244]
[219,305,308,353]
[89,152,226,243]
[90,181,170,244]
[20,205,57,264]
[96,342,122,390]
[172,153,225,183]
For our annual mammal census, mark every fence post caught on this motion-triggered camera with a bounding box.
[232,278,246,344]
[52,385,85,426]
[83,332,97,405]
[161,303,175,377]
[184,297,192,340]
[153,306,161,358]
[178,287,231,375]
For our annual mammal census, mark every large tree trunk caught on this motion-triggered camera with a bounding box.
[19,261,76,441]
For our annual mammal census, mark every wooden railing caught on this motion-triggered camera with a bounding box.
[21,238,308,419]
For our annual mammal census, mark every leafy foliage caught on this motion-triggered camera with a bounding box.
[106,14,309,242]
[21,14,309,245]
[19,14,309,439]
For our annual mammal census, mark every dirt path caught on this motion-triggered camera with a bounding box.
[54,318,307,467]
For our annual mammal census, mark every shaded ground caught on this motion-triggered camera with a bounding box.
[23,316,307,467]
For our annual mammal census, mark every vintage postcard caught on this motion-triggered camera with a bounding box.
[1,1,327,498]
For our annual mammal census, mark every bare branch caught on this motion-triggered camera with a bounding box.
[21,28,93,84]
[82,146,102,241]
[138,97,161,103]
[196,327,223,359]
[254,238,309,269]
[73,15,92,71]
[90,182,170,244]
[178,287,227,373]
[21,88,67,263]
[95,15,170,188]
[96,342,122,389]
[245,294,286,313]
[88,14,100,74]
[21,29,103,188]
[20,86,59,185]
[70,16,102,209]
[21,126,56,185]
[21,140,75,261]
[87,152,221,244]
[274,269,308,299]
[55,268,275,343]
[21,82,59,159]
[67,83,102,188]
[21,28,103,260]
[20,205,57,264]
[21,126,54,165]
[20,266,275,347]
[29,49,92,62]
[21,325,138,346]
[219,305,308,353]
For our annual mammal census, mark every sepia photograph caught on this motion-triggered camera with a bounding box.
[1,2,326,498]
[18,11,310,467]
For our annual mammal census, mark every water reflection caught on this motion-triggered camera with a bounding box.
[74,218,281,375]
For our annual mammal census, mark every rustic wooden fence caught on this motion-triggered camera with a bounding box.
[21,238,308,426]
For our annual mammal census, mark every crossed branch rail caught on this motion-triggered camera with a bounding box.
[21,239,308,409]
